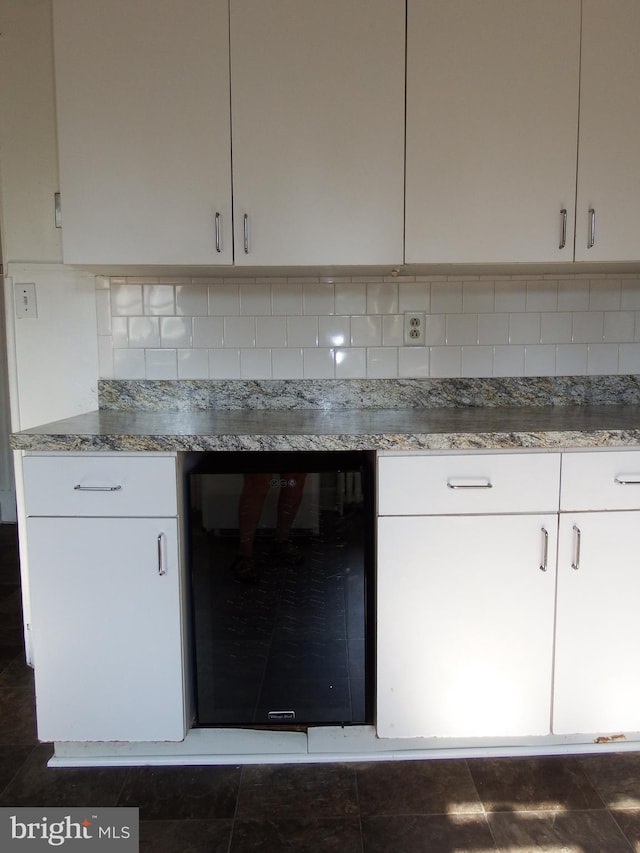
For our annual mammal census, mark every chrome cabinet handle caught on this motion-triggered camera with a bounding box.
[571,524,581,571]
[587,208,596,249]
[446,478,492,489]
[157,533,167,576]
[74,484,122,492]
[614,475,640,485]
[215,212,221,253]
[243,213,249,254]
[559,208,567,250]
[540,527,549,572]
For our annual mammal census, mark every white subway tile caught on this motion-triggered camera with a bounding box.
[493,345,525,376]
[143,284,175,316]
[113,348,145,379]
[303,348,335,378]
[463,282,495,313]
[398,346,430,378]
[97,336,114,379]
[478,313,509,345]
[111,283,143,316]
[240,284,272,316]
[272,282,303,315]
[494,281,526,313]
[424,314,446,346]
[209,283,239,316]
[366,282,398,314]
[382,315,404,346]
[335,348,366,378]
[160,316,192,348]
[589,278,621,311]
[175,284,208,316]
[619,343,640,374]
[303,282,335,315]
[208,348,241,379]
[509,313,541,344]
[621,279,640,310]
[572,312,603,343]
[461,346,493,377]
[431,281,462,314]
[540,312,572,344]
[129,316,160,348]
[224,316,256,348]
[526,281,558,312]
[587,343,619,375]
[193,317,224,348]
[256,316,287,348]
[556,344,587,375]
[241,348,272,379]
[335,282,366,314]
[319,316,350,347]
[446,314,478,345]
[524,345,557,376]
[398,282,430,312]
[111,316,129,348]
[367,347,398,378]
[603,311,635,343]
[95,275,110,291]
[95,290,112,335]
[287,316,318,347]
[272,348,304,379]
[429,346,461,378]
[351,315,382,346]
[145,349,177,379]
[177,349,209,379]
[558,280,589,311]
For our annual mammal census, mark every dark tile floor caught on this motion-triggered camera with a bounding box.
[2,522,640,852]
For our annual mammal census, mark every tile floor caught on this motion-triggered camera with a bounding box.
[2,522,640,852]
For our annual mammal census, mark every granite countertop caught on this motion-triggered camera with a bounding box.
[10,404,640,453]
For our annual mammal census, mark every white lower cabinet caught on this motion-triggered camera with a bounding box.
[377,514,557,739]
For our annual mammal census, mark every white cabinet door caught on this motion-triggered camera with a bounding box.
[575,0,640,261]
[27,517,185,742]
[554,512,640,735]
[230,0,405,266]
[53,0,232,264]
[377,514,557,739]
[405,0,580,263]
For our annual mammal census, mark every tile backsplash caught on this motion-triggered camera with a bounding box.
[95,273,640,380]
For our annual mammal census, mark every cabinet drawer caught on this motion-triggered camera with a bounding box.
[378,452,561,516]
[561,450,640,511]
[23,454,177,517]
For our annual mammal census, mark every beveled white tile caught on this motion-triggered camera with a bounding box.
[446,314,478,345]
[556,343,588,375]
[256,316,287,348]
[493,345,525,376]
[621,279,640,310]
[240,284,271,316]
[558,280,589,311]
[424,314,446,346]
[111,283,143,316]
[319,315,350,347]
[143,284,175,316]
[587,343,619,375]
[193,317,224,348]
[461,346,493,378]
[175,284,208,316]
[224,316,256,347]
[494,281,526,313]
[208,348,241,379]
[603,311,635,343]
[129,316,160,348]
[477,313,509,345]
[335,282,366,314]
[287,316,318,347]
[241,348,272,378]
[382,315,404,346]
[113,348,145,379]
[619,343,640,373]
[177,348,210,379]
[398,282,430,312]
[208,283,239,316]
[272,348,304,379]
[351,315,382,346]
[272,282,303,315]
[540,312,572,344]
[526,280,558,312]
[160,316,192,348]
[111,316,129,348]
[145,348,177,379]
[524,345,556,376]
[572,312,603,343]
[431,281,462,314]
[366,282,398,314]
[398,346,430,378]
[463,282,494,313]
[429,346,461,377]
[589,278,621,311]
[303,282,335,315]
[303,348,335,378]
[367,347,398,378]
[509,313,541,345]
[335,348,366,378]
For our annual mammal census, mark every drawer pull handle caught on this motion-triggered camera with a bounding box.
[157,533,167,576]
[571,524,581,571]
[614,476,640,485]
[73,484,122,492]
[540,527,549,572]
[446,478,493,490]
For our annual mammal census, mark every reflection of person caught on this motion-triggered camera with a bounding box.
[231,472,308,582]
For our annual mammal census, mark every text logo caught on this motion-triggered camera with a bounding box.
[0,808,139,851]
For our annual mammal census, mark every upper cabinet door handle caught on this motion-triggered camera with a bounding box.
[215,212,221,253]
[587,208,596,249]
[559,208,567,250]
[243,214,249,254]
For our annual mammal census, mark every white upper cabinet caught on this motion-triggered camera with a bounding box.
[575,0,640,261]
[229,0,405,266]
[405,0,581,264]
[53,0,233,265]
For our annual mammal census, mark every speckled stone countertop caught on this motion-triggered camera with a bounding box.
[10,404,640,453]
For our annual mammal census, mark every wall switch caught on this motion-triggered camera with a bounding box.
[15,283,38,319]
[404,311,425,345]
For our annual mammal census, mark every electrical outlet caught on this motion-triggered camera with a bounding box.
[15,283,38,319]
[404,311,425,345]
